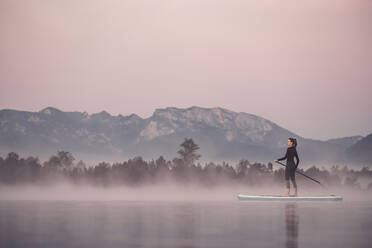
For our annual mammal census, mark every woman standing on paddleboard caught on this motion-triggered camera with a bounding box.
[275,138,300,197]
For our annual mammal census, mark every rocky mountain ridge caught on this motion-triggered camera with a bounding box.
[0,106,369,164]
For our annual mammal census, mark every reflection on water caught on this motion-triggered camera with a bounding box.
[0,200,371,248]
[285,203,299,248]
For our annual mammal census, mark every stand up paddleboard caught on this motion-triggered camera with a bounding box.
[237,194,342,201]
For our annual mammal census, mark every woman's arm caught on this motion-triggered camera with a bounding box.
[276,149,288,161]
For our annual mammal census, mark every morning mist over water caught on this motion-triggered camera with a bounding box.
[1,134,371,248]
[1,149,371,248]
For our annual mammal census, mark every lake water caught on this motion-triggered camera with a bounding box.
[0,199,371,248]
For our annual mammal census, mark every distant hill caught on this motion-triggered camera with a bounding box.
[346,134,372,164]
[0,106,358,164]
[326,136,363,149]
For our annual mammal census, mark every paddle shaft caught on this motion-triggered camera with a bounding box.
[275,161,325,188]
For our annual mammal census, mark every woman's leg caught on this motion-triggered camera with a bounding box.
[285,168,290,196]
[290,169,297,196]
[285,180,290,196]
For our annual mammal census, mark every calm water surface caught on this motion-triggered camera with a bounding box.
[0,200,371,248]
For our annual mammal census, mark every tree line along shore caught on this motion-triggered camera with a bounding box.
[0,139,371,190]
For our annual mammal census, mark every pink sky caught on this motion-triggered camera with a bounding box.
[0,0,371,140]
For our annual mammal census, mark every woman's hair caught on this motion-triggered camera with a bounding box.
[289,137,297,148]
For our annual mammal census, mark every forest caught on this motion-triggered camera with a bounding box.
[1,139,371,190]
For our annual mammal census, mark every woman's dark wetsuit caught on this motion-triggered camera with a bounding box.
[277,146,300,188]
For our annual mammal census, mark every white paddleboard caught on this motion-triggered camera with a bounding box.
[237,194,342,201]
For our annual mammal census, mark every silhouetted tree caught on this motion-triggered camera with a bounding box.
[268,162,273,172]
[237,159,250,181]
[177,138,201,165]
[153,156,170,182]
[368,182,372,191]
[344,176,361,189]
[2,152,20,184]
[44,151,75,170]
[76,160,86,170]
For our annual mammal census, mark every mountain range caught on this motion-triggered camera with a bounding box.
[0,106,370,165]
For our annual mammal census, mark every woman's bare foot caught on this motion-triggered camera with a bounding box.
[284,188,290,197]
[293,189,298,197]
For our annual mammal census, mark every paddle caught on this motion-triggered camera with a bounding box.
[275,161,325,188]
